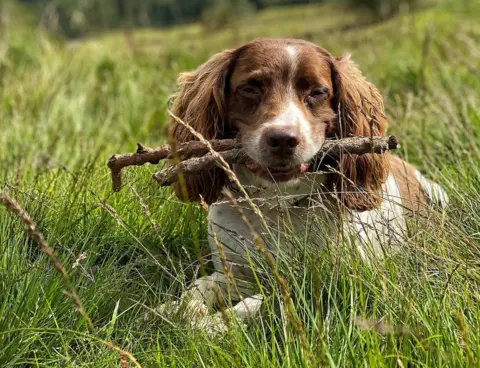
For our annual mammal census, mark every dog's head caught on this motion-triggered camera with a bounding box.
[169,38,389,211]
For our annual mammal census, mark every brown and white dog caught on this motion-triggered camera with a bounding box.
[164,38,448,331]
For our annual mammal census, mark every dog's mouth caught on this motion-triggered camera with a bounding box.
[246,161,310,182]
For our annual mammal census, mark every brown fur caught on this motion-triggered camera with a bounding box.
[169,39,390,209]
[169,48,240,203]
[389,155,428,212]
[329,55,390,211]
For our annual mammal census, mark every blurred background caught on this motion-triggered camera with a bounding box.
[8,0,427,38]
[1,0,480,366]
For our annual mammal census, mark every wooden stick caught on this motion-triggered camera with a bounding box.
[108,136,398,191]
[154,149,249,187]
[153,135,398,186]
[107,139,240,191]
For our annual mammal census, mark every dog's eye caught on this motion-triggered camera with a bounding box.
[238,78,263,99]
[305,86,329,107]
[240,86,259,94]
[309,87,329,98]
[238,85,262,99]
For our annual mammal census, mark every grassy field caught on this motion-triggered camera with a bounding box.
[1,0,480,366]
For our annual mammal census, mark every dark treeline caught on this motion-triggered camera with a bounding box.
[17,0,418,38]
[18,0,325,37]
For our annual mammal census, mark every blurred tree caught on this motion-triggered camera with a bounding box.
[201,0,254,31]
[342,0,419,20]
[16,0,325,37]
[250,0,266,9]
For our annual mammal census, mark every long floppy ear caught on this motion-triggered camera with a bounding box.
[168,49,238,204]
[330,54,390,211]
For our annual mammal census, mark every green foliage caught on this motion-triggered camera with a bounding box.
[342,0,420,20]
[1,0,480,366]
[201,0,255,31]
[17,0,325,38]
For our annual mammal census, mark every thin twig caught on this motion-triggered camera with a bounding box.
[154,149,248,186]
[154,135,398,186]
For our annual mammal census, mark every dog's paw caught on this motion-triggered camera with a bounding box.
[230,294,263,320]
[140,298,209,324]
[140,294,264,337]
[191,312,232,337]
[189,295,264,337]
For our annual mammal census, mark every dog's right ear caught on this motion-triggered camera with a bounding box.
[328,54,390,211]
[168,49,239,204]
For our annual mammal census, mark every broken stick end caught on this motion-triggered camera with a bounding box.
[388,135,399,149]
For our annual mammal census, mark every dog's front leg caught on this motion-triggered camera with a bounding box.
[226,294,264,320]
[181,271,226,313]
[153,272,227,320]
[199,294,264,336]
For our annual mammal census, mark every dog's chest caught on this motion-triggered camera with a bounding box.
[207,170,408,277]
[207,170,337,280]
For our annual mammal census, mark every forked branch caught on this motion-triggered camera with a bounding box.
[107,136,398,191]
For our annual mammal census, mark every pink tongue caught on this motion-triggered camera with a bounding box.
[300,163,309,173]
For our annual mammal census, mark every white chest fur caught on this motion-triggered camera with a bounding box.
[207,167,408,299]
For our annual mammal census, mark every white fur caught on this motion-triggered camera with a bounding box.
[162,167,447,335]
[250,100,323,164]
[415,170,449,208]
[351,174,406,260]
[208,172,407,276]
[287,45,297,58]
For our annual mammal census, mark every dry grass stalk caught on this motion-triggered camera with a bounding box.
[0,191,94,332]
[167,110,269,226]
[0,191,143,368]
[164,112,313,361]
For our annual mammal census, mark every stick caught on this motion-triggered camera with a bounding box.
[153,136,398,186]
[108,136,398,191]
[154,149,249,187]
[107,139,240,191]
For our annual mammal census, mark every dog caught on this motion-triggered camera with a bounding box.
[162,38,448,332]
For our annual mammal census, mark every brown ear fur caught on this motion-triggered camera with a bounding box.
[168,49,237,204]
[330,55,390,211]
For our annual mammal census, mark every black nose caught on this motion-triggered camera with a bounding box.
[264,128,300,155]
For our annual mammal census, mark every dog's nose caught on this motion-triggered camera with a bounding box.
[264,127,300,155]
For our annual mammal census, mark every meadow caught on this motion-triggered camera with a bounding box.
[1,0,480,366]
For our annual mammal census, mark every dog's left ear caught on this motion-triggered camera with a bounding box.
[329,54,390,211]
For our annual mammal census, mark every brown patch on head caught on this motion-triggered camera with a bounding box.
[227,39,336,169]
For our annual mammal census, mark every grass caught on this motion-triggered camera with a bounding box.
[1,0,480,366]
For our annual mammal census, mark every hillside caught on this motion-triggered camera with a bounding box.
[1,1,479,366]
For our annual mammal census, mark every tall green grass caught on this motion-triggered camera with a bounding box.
[0,1,479,366]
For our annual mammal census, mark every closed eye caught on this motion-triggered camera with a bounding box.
[238,81,262,98]
[239,86,259,94]
[309,86,329,98]
[305,86,329,107]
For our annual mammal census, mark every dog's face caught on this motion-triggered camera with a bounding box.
[226,41,336,183]
[170,38,389,210]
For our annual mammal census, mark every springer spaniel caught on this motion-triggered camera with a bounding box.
[163,39,448,331]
